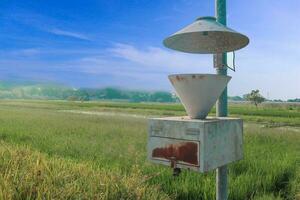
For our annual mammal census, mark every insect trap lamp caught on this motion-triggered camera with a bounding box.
[147,16,249,174]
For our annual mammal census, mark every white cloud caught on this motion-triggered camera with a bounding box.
[6,11,91,41]
[109,43,212,73]
[49,28,91,41]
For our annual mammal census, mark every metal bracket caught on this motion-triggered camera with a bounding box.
[227,51,236,72]
[170,157,177,168]
[214,53,226,69]
[214,52,236,72]
[170,157,181,177]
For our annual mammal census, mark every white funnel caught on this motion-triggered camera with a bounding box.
[169,74,231,119]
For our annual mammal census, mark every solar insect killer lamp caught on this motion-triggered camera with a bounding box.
[147,11,249,200]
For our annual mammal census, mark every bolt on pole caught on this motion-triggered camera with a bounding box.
[215,0,228,200]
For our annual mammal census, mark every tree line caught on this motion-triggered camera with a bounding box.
[0,84,178,103]
[0,82,298,103]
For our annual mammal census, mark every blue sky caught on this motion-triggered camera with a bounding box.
[0,0,299,99]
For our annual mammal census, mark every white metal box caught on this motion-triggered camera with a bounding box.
[147,116,243,172]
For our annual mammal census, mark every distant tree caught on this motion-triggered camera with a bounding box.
[76,89,90,102]
[130,92,149,102]
[244,90,265,108]
[79,95,90,102]
[149,91,174,102]
[287,98,300,102]
[229,96,244,101]
[67,96,79,101]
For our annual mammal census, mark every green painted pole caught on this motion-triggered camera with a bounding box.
[216,0,227,116]
[215,0,228,200]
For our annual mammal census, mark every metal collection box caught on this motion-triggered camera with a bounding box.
[147,116,243,172]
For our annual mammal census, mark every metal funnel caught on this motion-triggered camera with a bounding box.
[169,74,231,119]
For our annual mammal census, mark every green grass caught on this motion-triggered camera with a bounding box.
[0,142,169,200]
[0,100,299,199]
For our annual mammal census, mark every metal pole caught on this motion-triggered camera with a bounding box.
[215,0,228,200]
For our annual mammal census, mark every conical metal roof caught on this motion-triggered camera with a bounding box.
[164,16,249,54]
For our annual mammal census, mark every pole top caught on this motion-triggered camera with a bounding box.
[196,16,216,21]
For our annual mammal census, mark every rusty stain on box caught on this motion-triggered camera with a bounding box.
[152,139,199,166]
[147,116,243,172]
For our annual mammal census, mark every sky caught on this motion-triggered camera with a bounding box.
[0,0,299,100]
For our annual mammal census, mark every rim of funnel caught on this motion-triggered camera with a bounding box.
[168,73,232,79]
[196,16,216,21]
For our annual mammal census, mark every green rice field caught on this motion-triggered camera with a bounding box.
[0,100,299,200]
